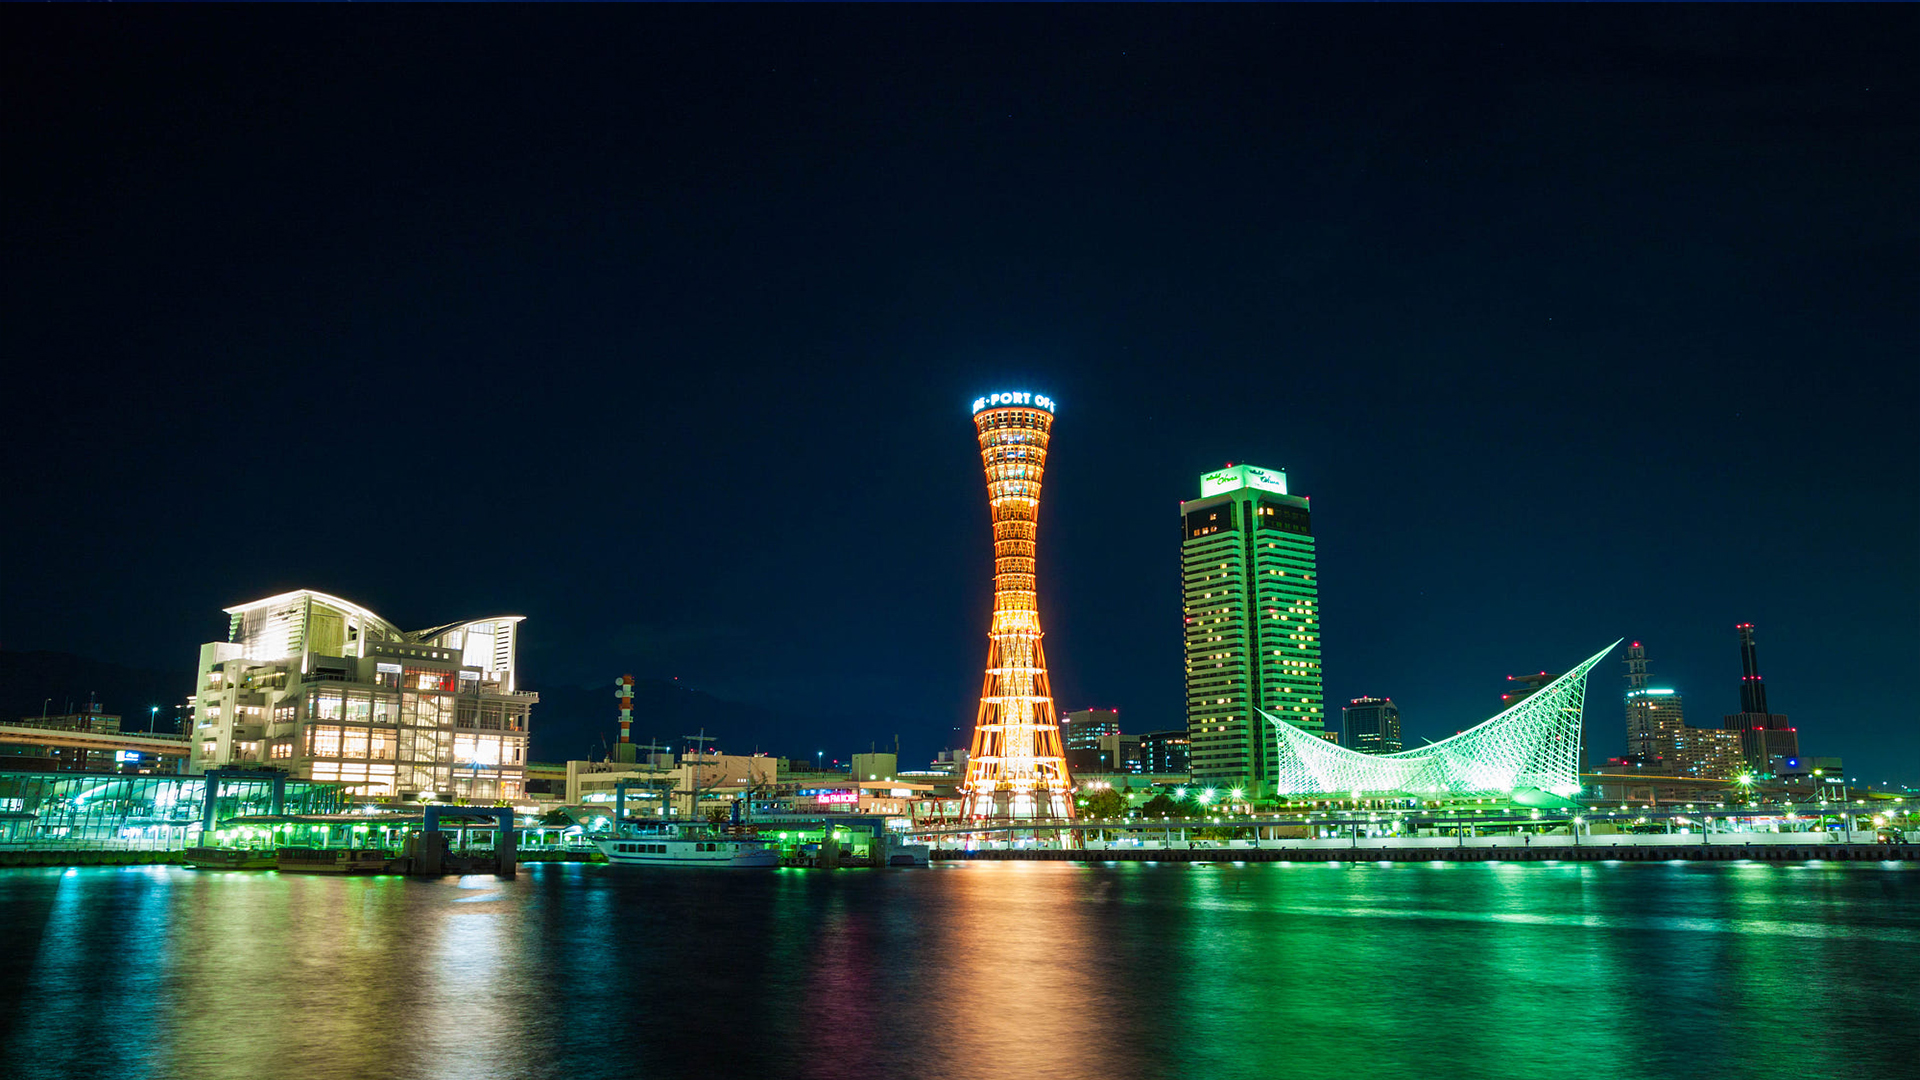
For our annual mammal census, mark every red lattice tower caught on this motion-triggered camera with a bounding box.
[961,391,1073,820]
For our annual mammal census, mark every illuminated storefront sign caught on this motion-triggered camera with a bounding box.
[1200,464,1288,497]
[814,791,859,805]
[376,662,403,675]
[971,391,1056,414]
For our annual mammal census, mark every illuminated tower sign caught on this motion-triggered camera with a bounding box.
[961,391,1073,819]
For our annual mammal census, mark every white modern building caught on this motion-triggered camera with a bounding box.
[188,590,535,801]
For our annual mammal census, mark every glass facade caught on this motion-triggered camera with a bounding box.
[0,771,344,846]
[192,591,534,801]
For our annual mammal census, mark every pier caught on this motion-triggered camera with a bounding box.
[936,842,1920,864]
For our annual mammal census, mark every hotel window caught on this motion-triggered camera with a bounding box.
[454,734,502,766]
[308,725,343,758]
[314,693,344,722]
[342,728,371,759]
[408,668,455,692]
[345,695,372,723]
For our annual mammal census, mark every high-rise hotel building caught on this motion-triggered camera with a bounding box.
[189,590,535,801]
[1343,696,1402,755]
[1182,464,1320,799]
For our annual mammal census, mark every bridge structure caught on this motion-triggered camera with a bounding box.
[0,724,190,760]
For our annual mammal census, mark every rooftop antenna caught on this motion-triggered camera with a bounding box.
[681,729,717,822]
[634,737,670,767]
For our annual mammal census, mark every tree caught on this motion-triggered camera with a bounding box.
[1083,787,1129,819]
[1140,793,1183,817]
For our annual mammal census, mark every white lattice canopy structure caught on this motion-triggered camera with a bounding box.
[1261,641,1619,798]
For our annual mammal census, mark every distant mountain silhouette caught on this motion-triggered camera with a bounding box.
[0,651,937,766]
[0,651,194,731]
[528,677,935,767]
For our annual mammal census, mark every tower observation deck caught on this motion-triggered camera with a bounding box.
[961,391,1073,820]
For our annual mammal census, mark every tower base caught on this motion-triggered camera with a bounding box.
[961,788,1074,821]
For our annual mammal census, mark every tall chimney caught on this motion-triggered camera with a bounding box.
[616,675,635,742]
[1736,624,1769,714]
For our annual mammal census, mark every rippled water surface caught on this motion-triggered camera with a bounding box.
[3,860,1918,1080]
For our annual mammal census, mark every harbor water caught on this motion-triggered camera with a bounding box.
[2,860,1916,1080]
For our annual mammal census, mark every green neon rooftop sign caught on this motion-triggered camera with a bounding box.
[1200,464,1287,497]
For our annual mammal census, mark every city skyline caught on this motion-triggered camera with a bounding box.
[2,7,1913,782]
[1,9,1915,1080]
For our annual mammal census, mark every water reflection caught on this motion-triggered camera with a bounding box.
[0,862,1914,1080]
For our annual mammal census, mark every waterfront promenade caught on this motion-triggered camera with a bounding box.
[939,840,1920,863]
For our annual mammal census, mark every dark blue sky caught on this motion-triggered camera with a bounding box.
[4,7,1915,780]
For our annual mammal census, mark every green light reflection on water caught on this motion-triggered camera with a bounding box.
[0,861,1915,1080]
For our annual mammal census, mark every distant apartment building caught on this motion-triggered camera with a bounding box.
[1063,708,1120,751]
[1342,697,1402,755]
[1182,464,1320,799]
[189,590,535,801]
[1139,729,1190,775]
[1626,688,1686,757]
[1623,641,1657,760]
[1063,708,1121,772]
[1101,732,1144,774]
[1659,718,1743,780]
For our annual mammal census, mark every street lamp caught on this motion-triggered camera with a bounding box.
[149,705,159,733]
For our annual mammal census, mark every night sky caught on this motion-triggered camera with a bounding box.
[5,8,1915,780]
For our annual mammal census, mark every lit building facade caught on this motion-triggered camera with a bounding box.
[1063,708,1123,772]
[1623,641,1656,760]
[960,392,1073,819]
[1342,696,1402,755]
[0,770,342,845]
[1626,688,1685,760]
[189,590,534,801]
[1063,708,1120,752]
[1139,729,1191,775]
[1182,464,1320,799]
[1659,718,1743,780]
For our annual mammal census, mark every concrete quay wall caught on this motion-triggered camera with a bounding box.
[0,848,186,868]
[934,844,1920,864]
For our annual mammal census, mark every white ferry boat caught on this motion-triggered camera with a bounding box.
[595,826,779,868]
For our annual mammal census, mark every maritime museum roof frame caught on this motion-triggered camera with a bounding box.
[1261,641,1620,799]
